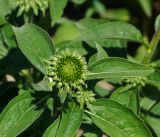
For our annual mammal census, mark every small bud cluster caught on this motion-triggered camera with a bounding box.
[10,0,49,16]
[124,76,147,87]
[44,50,95,107]
[72,90,95,108]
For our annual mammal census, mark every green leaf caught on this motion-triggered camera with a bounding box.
[83,132,98,137]
[93,0,106,14]
[0,34,8,59]
[77,19,133,57]
[150,59,160,67]
[77,18,126,49]
[102,9,131,21]
[140,97,156,112]
[0,91,49,137]
[145,101,160,137]
[87,57,154,79]
[0,24,17,59]
[110,85,139,114]
[32,77,52,91]
[44,102,83,137]
[56,102,83,137]
[13,24,55,75]
[1,24,17,48]
[49,0,68,26]
[88,43,108,66]
[155,14,160,31]
[86,99,152,137]
[75,21,143,43]
[0,0,9,25]
[147,69,160,88]
[148,69,160,81]
[54,21,80,44]
[43,117,61,137]
[72,0,86,4]
[89,39,127,57]
[77,18,109,30]
[137,0,152,17]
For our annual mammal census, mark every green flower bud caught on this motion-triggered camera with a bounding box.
[72,90,96,108]
[9,0,49,16]
[124,76,147,87]
[45,50,88,93]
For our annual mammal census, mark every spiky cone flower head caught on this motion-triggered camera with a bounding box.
[9,0,49,16]
[45,49,88,94]
[72,90,96,108]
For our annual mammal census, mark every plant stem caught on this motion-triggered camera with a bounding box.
[137,85,142,116]
[24,11,33,24]
[53,88,61,118]
[143,29,160,64]
[53,88,57,118]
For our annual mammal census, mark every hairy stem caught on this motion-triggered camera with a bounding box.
[143,29,160,64]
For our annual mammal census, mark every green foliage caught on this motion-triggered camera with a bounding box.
[86,99,152,137]
[0,0,9,25]
[145,102,160,136]
[76,21,143,43]
[87,57,154,79]
[137,0,152,17]
[43,102,83,137]
[49,0,68,26]
[0,90,49,137]
[13,24,55,74]
[0,0,160,137]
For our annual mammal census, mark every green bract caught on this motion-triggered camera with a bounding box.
[9,0,49,16]
[45,50,88,93]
